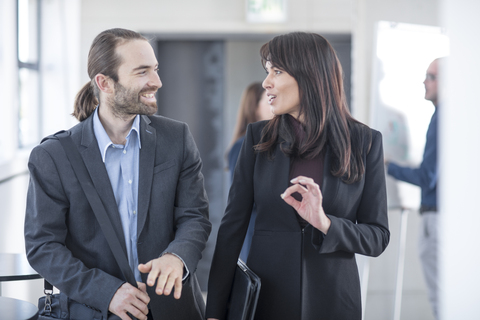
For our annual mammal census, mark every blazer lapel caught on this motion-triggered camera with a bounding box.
[79,116,128,256]
[269,143,300,226]
[136,116,156,235]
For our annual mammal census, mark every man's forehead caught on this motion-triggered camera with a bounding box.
[428,60,439,73]
[116,40,157,70]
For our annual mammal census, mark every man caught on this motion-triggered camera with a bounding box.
[386,58,441,320]
[25,28,211,320]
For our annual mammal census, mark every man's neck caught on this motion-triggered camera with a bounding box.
[97,104,136,145]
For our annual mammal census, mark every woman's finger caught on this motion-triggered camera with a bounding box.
[282,183,308,198]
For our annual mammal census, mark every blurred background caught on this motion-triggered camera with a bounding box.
[0,0,478,319]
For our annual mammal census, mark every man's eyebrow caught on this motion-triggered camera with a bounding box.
[132,64,158,72]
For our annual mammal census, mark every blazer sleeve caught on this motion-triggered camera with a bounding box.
[314,130,390,257]
[24,144,124,319]
[206,124,257,319]
[161,123,212,274]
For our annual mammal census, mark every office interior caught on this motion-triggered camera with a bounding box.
[0,0,478,319]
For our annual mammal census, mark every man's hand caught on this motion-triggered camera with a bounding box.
[138,253,184,299]
[109,282,150,320]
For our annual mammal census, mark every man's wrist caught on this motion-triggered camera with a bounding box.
[161,252,189,280]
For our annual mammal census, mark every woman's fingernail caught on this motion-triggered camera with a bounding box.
[290,178,296,183]
[299,179,305,183]
[280,193,285,199]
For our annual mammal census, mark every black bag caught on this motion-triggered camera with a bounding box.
[37,290,104,320]
[226,259,261,320]
[36,131,138,319]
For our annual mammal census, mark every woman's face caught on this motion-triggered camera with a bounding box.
[262,61,301,120]
[255,90,274,121]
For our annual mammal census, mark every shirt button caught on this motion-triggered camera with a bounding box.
[128,179,132,184]
[123,150,126,154]
[133,210,137,215]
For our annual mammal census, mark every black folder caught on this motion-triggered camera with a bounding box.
[226,259,261,320]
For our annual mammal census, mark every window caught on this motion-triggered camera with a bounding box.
[17,0,41,147]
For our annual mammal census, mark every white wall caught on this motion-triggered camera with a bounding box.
[440,0,480,319]
[352,0,439,123]
[79,0,353,82]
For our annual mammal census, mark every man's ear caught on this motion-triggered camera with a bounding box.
[94,74,114,94]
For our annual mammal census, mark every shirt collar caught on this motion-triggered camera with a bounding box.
[93,106,142,163]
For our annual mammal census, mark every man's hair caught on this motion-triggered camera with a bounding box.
[72,28,147,121]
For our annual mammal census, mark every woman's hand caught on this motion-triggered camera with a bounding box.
[281,176,331,234]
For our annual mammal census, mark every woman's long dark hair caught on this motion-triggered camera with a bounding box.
[256,32,371,184]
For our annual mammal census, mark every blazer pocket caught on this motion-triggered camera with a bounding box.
[153,159,176,174]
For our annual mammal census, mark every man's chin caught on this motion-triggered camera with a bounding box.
[139,103,158,116]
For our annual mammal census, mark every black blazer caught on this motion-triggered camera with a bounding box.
[207,120,389,320]
[25,114,211,319]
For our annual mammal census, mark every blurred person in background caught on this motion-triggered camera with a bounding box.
[227,82,273,261]
[386,58,442,320]
[207,32,389,320]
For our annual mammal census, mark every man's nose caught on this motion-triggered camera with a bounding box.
[150,72,162,89]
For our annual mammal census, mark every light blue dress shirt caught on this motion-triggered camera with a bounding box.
[93,108,142,282]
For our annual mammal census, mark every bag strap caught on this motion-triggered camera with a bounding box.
[53,130,138,287]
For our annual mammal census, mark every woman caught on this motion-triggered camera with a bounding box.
[207,32,389,320]
[227,82,272,261]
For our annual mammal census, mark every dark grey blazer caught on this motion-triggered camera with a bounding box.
[25,113,211,319]
[207,120,390,320]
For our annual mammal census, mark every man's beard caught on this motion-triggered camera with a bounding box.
[108,81,158,119]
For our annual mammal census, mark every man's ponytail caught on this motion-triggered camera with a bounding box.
[72,81,98,122]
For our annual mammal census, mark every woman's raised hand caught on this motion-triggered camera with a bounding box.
[281,176,331,234]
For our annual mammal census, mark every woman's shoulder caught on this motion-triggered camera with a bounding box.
[350,121,383,153]
[249,119,269,131]
[246,120,269,140]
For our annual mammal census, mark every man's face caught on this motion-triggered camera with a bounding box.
[424,59,439,106]
[109,39,162,117]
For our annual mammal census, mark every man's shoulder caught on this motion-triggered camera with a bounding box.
[34,121,85,156]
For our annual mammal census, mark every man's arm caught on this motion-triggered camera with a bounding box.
[387,111,438,191]
[24,144,140,318]
[139,123,211,298]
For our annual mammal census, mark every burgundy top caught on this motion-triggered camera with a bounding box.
[287,115,325,228]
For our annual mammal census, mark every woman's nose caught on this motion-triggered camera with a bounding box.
[263,74,272,89]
